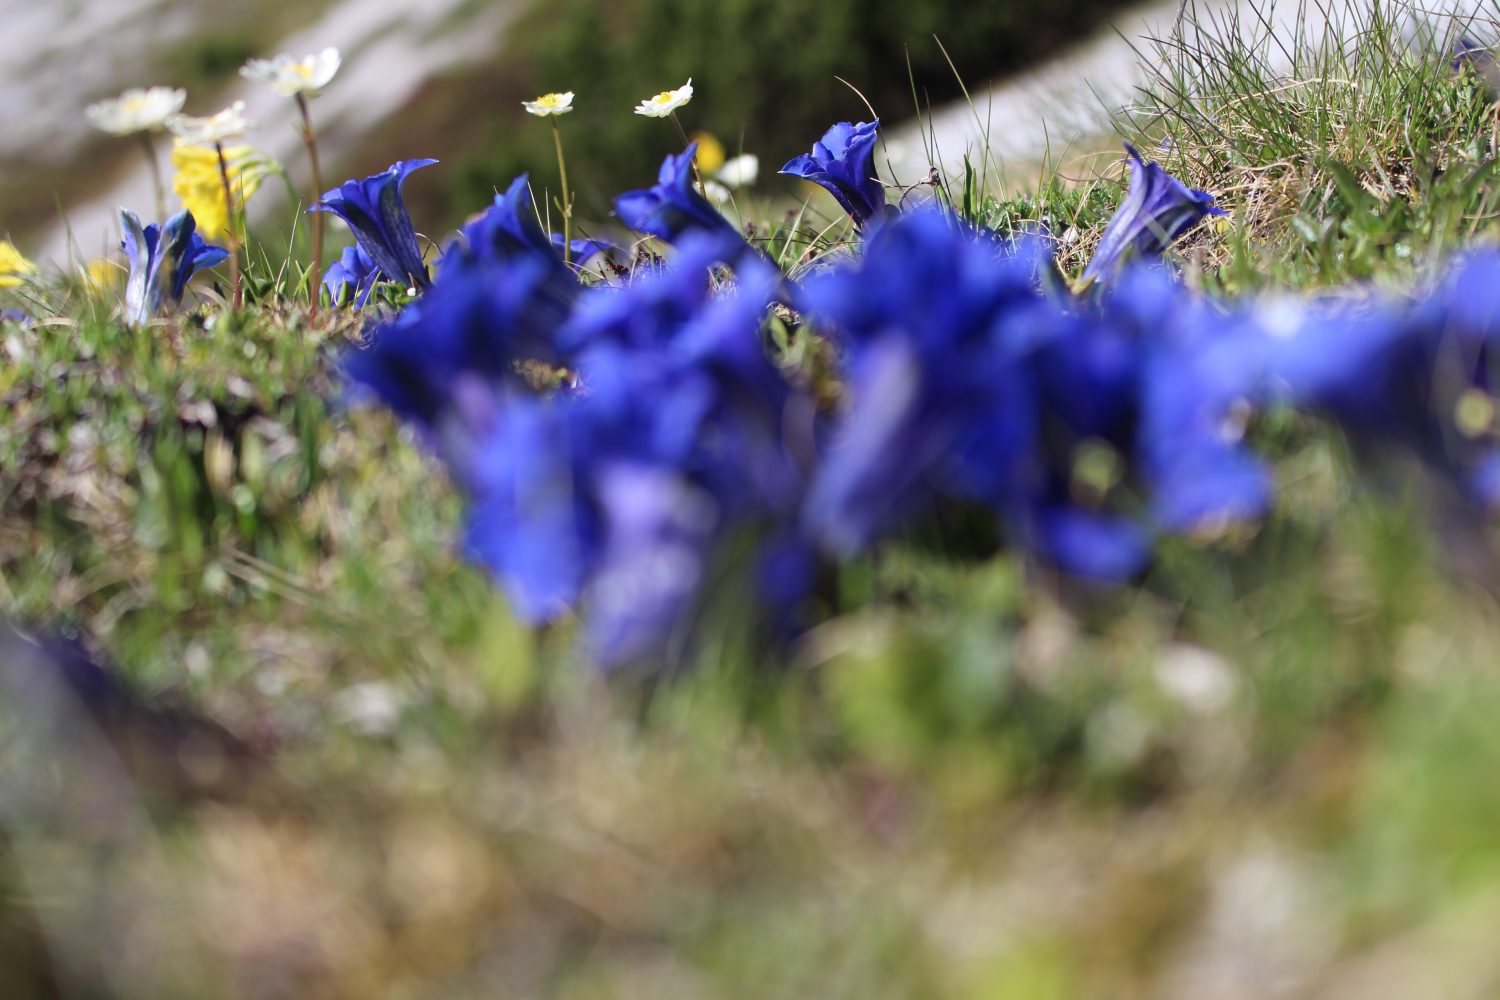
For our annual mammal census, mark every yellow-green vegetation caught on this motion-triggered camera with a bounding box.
[7,7,1500,998]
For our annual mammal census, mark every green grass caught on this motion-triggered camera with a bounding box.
[7,3,1500,995]
[1120,0,1500,292]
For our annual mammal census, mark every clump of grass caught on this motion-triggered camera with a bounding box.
[0,296,499,701]
[1123,0,1500,291]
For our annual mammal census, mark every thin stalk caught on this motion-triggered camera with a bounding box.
[551,118,573,266]
[214,141,242,310]
[138,132,166,221]
[670,112,710,200]
[296,94,326,320]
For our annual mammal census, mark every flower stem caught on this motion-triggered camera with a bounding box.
[670,112,709,201]
[139,132,166,222]
[551,119,572,267]
[214,142,242,311]
[297,94,326,321]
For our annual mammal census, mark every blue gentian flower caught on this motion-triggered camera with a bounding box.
[1081,143,1225,285]
[779,120,887,228]
[311,159,436,290]
[802,209,1272,580]
[447,173,616,274]
[560,241,807,665]
[551,234,615,262]
[345,171,596,456]
[464,392,602,623]
[614,143,745,247]
[450,173,559,270]
[580,461,720,665]
[1102,268,1274,535]
[459,235,809,666]
[1452,34,1494,73]
[342,253,569,452]
[120,208,228,325]
[323,244,378,308]
[1265,250,1500,512]
[561,234,805,517]
[798,208,1054,555]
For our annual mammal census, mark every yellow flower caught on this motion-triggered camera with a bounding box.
[0,240,37,289]
[83,258,121,294]
[690,131,725,174]
[171,142,274,239]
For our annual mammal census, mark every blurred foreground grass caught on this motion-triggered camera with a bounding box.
[8,4,1500,997]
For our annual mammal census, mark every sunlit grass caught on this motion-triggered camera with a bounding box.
[7,1,1500,994]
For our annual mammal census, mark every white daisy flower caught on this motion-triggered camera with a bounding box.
[634,78,693,118]
[716,153,758,188]
[86,86,186,135]
[165,101,253,144]
[523,91,575,117]
[703,179,733,204]
[240,47,341,98]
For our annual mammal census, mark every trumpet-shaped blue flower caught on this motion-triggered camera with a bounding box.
[311,159,436,291]
[580,461,720,665]
[323,244,378,308]
[1265,250,1500,511]
[1081,144,1225,284]
[446,173,616,275]
[801,210,1273,580]
[1099,269,1274,536]
[1452,34,1494,73]
[614,143,744,247]
[458,237,809,666]
[450,173,560,271]
[551,234,615,262]
[561,234,805,517]
[464,392,602,623]
[780,120,887,228]
[120,208,228,325]
[342,253,570,456]
[799,208,1053,555]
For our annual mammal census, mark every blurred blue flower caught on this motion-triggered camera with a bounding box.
[551,234,615,262]
[342,253,568,452]
[1452,34,1494,73]
[323,244,378,308]
[799,208,1052,555]
[311,159,436,291]
[562,234,804,518]
[1030,508,1152,581]
[120,208,228,325]
[464,392,601,623]
[1265,250,1500,511]
[1081,144,1225,285]
[779,120,887,228]
[581,461,719,665]
[469,236,809,665]
[802,210,1273,580]
[614,143,744,247]
[1102,268,1274,535]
